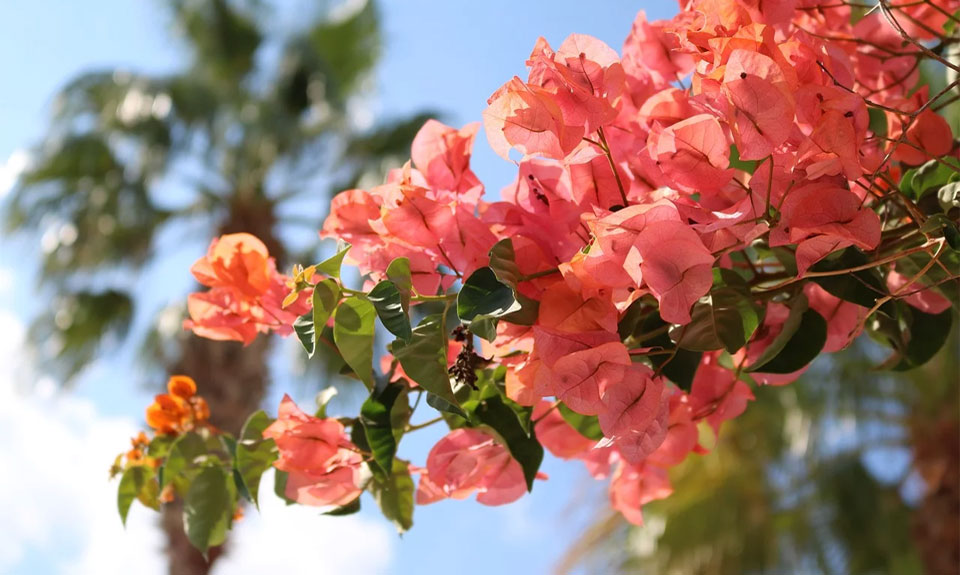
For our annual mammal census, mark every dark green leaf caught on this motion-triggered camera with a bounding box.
[183,465,235,555]
[361,383,409,476]
[425,391,468,419]
[457,267,521,324]
[297,279,341,359]
[748,295,827,374]
[333,296,377,390]
[293,312,317,357]
[638,311,702,392]
[811,248,887,308]
[368,281,412,340]
[324,496,362,516]
[673,272,760,353]
[474,395,543,491]
[392,314,461,411]
[235,410,278,509]
[892,307,953,371]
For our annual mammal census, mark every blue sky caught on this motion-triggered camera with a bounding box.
[0,1,676,574]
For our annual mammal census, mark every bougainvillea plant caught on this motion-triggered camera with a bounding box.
[113,0,960,554]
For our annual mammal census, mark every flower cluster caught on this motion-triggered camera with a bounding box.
[145,375,211,435]
[129,0,958,549]
[184,233,311,345]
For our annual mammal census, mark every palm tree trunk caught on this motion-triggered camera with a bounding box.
[161,202,282,575]
[910,414,960,575]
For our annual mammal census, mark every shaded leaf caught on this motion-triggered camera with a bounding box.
[235,410,278,509]
[333,296,377,390]
[183,465,235,555]
[361,383,409,476]
[474,394,543,491]
[748,295,827,374]
[392,315,461,411]
[369,458,414,533]
[368,281,412,340]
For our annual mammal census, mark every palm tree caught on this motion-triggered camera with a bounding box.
[559,331,958,575]
[4,0,430,572]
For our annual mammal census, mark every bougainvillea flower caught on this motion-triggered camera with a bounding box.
[411,120,483,198]
[184,233,310,344]
[609,461,673,526]
[650,113,734,193]
[145,376,211,435]
[416,428,529,506]
[483,77,584,160]
[537,341,632,415]
[263,395,362,507]
[689,353,754,433]
[886,269,952,315]
[804,283,868,352]
[721,49,795,160]
[769,181,881,275]
[532,401,599,459]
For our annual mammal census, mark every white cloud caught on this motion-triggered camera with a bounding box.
[0,149,31,199]
[213,472,395,575]
[0,309,395,575]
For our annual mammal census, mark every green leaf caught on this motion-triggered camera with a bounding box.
[312,278,341,335]
[638,311,702,392]
[316,241,352,279]
[938,182,960,213]
[368,281,413,340]
[474,395,543,491]
[389,384,414,442]
[160,431,217,492]
[729,144,758,174]
[457,267,521,324]
[273,469,296,505]
[747,295,827,374]
[905,158,960,201]
[392,314,461,410]
[369,458,415,533]
[361,383,409,476]
[324,496,362,516]
[673,271,760,353]
[892,306,953,371]
[314,386,339,419]
[386,257,413,312]
[811,248,887,308]
[146,434,175,459]
[117,466,159,526]
[293,313,317,357]
[557,403,604,441]
[425,391,468,419]
[183,465,235,555]
[296,278,342,358]
[235,410,278,509]
[488,239,521,287]
[333,296,377,391]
